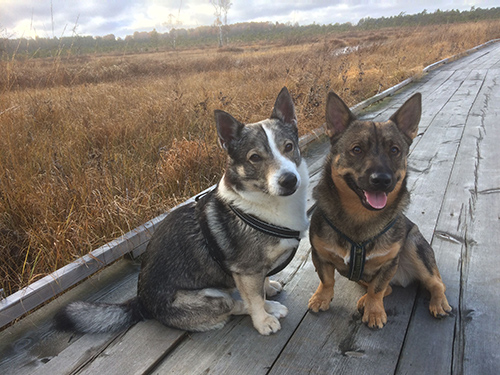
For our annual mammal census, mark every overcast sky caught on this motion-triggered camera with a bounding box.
[1,0,498,39]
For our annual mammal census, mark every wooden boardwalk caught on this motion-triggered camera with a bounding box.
[1,41,500,375]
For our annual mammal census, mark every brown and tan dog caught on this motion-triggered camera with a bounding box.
[308,91,451,329]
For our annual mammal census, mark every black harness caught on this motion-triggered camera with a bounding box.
[195,189,301,277]
[319,209,397,282]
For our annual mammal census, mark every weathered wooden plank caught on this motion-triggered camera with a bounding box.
[454,68,500,375]
[394,73,487,374]
[355,41,500,129]
[423,39,500,73]
[268,284,416,375]
[76,321,186,375]
[443,43,500,72]
[395,70,489,374]
[34,333,124,375]
[457,42,500,71]
[358,69,453,123]
[0,260,140,375]
[405,69,488,236]
[412,69,472,135]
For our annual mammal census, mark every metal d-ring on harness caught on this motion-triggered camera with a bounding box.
[195,189,301,277]
[319,210,398,282]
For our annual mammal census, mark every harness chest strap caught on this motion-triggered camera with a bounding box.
[320,211,397,282]
[195,189,301,277]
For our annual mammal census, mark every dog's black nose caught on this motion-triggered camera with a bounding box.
[279,172,298,190]
[369,172,392,190]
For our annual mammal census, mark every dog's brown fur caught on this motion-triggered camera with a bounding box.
[308,92,451,329]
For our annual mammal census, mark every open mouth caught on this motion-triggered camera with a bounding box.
[345,175,390,211]
[363,190,388,210]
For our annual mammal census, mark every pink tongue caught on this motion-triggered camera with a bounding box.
[364,191,388,209]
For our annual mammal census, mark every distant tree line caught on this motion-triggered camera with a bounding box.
[357,6,500,29]
[1,6,499,60]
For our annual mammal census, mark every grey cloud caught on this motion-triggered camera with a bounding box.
[2,0,499,39]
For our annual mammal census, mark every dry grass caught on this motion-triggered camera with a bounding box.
[1,20,499,296]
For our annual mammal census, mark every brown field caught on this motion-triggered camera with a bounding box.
[1,20,499,296]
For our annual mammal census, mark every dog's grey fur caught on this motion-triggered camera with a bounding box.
[55,87,309,335]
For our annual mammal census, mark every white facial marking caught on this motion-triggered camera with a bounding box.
[262,124,300,195]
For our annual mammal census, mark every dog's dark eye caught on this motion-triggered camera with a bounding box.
[249,153,262,163]
[390,146,400,155]
[352,146,362,155]
[284,142,294,152]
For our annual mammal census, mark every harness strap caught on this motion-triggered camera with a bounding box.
[197,202,234,276]
[320,211,397,282]
[196,189,301,277]
[228,205,301,241]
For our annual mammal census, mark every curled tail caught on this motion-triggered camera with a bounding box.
[54,297,147,333]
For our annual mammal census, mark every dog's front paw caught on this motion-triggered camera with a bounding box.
[429,295,452,318]
[252,313,281,335]
[362,309,387,329]
[357,294,387,329]
[265,300,288,319]
[308,292,332,312]
[265,279,283,297]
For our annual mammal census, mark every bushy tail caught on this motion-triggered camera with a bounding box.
[54,297,146,333]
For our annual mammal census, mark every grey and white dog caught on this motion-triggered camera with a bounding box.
[55,87,309,335]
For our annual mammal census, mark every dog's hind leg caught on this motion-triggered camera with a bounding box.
[420,272,451,318]
[405,227,452,318]
[166,288,236,332]
[230,300,248,315]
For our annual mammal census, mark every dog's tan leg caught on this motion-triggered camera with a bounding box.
[357,261,398,329]
[358,281,393,297]
[308,249,336,312]
[309,281,335,312]
[233,273,286,335]
[356,287,388,329]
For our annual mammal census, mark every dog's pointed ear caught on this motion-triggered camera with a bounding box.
[214,110,245,150]
[271,87,297,127]
[325,91,355,138]
[389,93,421,142]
